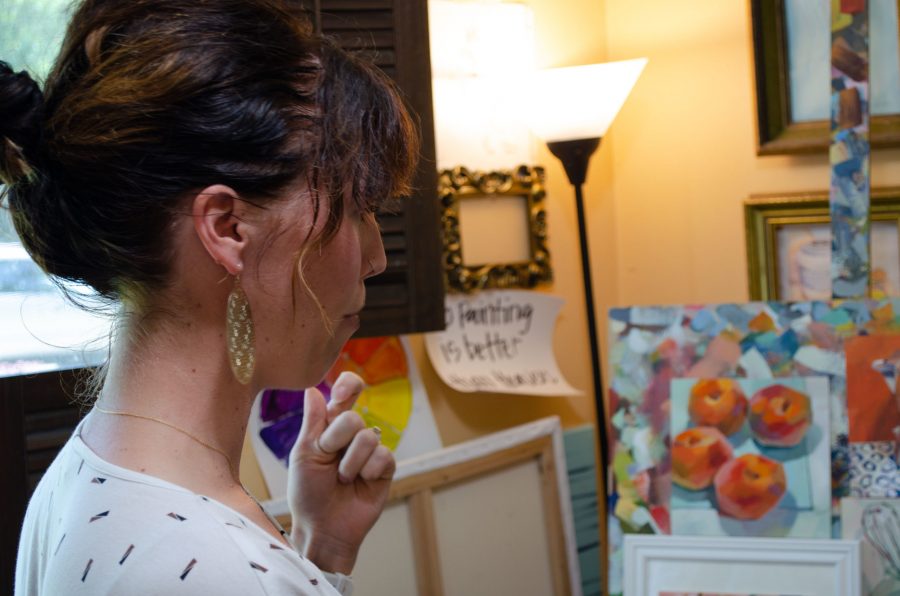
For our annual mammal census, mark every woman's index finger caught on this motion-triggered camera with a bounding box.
[326,371,366,423]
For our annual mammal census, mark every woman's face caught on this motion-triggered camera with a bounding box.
[246,188,386,390]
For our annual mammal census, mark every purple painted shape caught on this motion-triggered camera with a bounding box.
[259,389,304,422]
[258,383,333,461]
[259,413,302,462]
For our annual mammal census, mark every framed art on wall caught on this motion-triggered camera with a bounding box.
[438,165,552,293]
[744,188,900,301]
[623,534,861,596]
[751,0,900,154]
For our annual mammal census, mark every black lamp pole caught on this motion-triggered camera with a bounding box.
[546,137,608,474]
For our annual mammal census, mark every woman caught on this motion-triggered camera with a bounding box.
[2,0,418,593]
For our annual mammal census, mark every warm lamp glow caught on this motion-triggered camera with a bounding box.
[429,0,537,170]
[531,58,647,141]
[429,1,534,79]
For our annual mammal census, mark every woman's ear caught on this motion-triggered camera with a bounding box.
[191,185,248,275]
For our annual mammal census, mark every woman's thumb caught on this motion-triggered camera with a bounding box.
[293,386,328,457]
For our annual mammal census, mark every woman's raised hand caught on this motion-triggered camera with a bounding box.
[286,371,396,574]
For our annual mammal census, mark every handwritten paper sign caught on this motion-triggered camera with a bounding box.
[425,290,580,396]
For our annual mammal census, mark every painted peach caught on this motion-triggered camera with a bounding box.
[671,426,734,490]
[749,384,812,447]
[713,453,786,520]
[688,379,748,436]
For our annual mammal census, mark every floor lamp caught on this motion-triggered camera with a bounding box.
[532,57,646,583]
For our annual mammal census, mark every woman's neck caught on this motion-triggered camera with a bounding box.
[82,309,257,493]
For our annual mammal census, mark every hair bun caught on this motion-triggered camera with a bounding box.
[0,61,44,185]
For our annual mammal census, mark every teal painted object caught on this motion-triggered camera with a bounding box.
[564,425,601,596]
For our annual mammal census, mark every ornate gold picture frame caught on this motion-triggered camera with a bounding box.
[438,165,552,293]
[744,188,900,300]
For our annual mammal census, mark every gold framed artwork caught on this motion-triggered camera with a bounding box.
[751,0,900,155]
[438,165,552,293]
[744,188,900,301]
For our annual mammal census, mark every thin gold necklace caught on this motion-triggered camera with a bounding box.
[93,404,291,545]
[94,404,236,476]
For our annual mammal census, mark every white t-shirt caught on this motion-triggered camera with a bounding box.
[15,427,350,595]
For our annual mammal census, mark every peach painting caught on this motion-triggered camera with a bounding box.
[669,377,831,538]
[844,334,900,443]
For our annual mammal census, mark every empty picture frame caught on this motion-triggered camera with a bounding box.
[623,534,862,596]
[438,165,552,293]
[751,0,900,154]
[744,188,900,301]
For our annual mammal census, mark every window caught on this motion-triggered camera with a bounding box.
[1,1,111,377]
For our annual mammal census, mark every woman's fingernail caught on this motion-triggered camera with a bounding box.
[338,472,351,484]
[332,386,349,403]
[333,372,363,403]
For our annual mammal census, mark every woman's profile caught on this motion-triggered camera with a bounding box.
[2,1,419,593]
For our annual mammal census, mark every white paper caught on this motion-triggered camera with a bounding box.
[424,290,580,396]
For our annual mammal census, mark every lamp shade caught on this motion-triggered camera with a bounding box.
[531,58,647,142]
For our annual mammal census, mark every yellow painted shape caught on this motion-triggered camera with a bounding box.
[831,0,853,31]
[830,140,851,164]
[353,378,413,451]
[871,300,894,322]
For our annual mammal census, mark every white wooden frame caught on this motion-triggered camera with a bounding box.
[264,416,582,596]
[623,534,861,596]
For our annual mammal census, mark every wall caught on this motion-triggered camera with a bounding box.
[605,0,900,306]
[411,0,612,446]
[418,0,900,445]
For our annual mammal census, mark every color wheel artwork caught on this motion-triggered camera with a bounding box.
[250,336,442,500]
[606,300,900,596]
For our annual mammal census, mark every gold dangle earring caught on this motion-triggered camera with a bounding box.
[226,274,255,385]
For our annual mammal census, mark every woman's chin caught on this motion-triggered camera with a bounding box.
[342,313,361,333]
[257,317,361,390]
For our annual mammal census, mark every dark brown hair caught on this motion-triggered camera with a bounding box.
[0,0,418,306]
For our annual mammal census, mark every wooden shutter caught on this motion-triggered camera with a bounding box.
[1,369,86,592]
[314,0,446,337]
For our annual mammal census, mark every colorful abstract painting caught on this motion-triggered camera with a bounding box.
[606,299,900,596]
[848,441,900,498]
[829,0,870,298]
[249,336,442,499]
[845,334,900,442]
[844,334,900,498]
[841,498,900,596]
[669,377,831,538]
